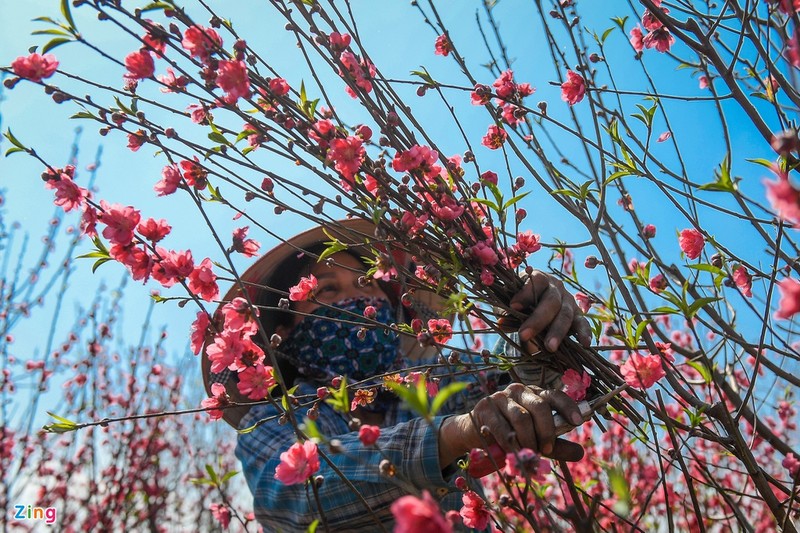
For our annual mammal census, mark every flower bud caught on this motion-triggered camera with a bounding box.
[317,387,328,399]
[584,256,600,269]
[642,224,656,239]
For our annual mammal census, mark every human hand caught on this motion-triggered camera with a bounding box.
[438,383,585,467]
[498,270,592,354]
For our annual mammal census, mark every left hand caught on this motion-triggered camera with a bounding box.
[499,270,592,354]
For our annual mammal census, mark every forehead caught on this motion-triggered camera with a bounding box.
[307,251,364,276]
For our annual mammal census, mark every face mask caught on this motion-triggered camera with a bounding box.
[280,297,402,384]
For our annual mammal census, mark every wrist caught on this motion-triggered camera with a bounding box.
[438,414,469,467]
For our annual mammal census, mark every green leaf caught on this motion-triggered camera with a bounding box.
[651,306,679,314]
[3,129,26,150]
[600,26,615,43]
[205,464,219,486]
[608,467,631,516]
[686,296,719,318]
[301,417,323,441]
[4,147,25,157]
[43,37,72,54]
[746,157,775,169]
[208,132,228,146]
[410,67,436,86]
[699,154,736,193]
[430,382,467,417]
[687,360,712,384]
[91,257,113,274]
[611,16,629,31]
[502,191,530,211]
[550,188,581,199]
[686,263,724,276]
[318,230,348,262]
[468,197,499,212]
[71,111,97,120]
[61,0,77,30]
[43,411,78,433]
[307,520,319,533]
[32,28,70,36]
[220,471,239,484]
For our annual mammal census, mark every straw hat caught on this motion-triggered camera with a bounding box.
[201,217,447,428]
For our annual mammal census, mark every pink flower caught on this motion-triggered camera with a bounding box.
[237,364,276,400]
[467,444,506,478]
[574,292,591,313]
[109,243,153,282]
[201,383,230,420]
[289,274,317,302]
[216,59,251,104]
[209,503,231,529]
[642,224,657,239]
[620,352,665,389]
[189,311,211,355]
[493,70,517,99]
[99,201,141,246]
[188,258,219,302]
[764,166,800,225]
[274,440,320,485]
[656,131,672,142]
[12,53,59,82]
[698,76,709,89]
[391,491,452,533]
[231,226,260,257]
[733,266,752,298]
[459,491,490,531]
[561,70,586,105]
[427,318,453,344]
[221,297,259,333]
[269,77,290,96]
[182,25,222,62]
[480,268,495,286]
[515,230,541,254]
[504,448,549,481]
[358,425,381,446]
[434,34,452,56]
[775,278,800,319]
[127,130,146,152]
[679,228,705,259]
[643,27,675,53]
[155,164,183,196]
[328,135,365,181]
[157,68,189,93]
[471,84,492,106]
[480,170,498,185]
[124,50,155,81]
[481,125,508,150]
[629,25,644,52]
[562,369,591,401]
[179,157,208,189]
[44,175,89,213]
[151,248,194,288]
[187,103,209,124]
[206,331,244,374]
[649,273,668,293]
[468,241,499,266]
[137,218,171,242]
[783,453,800,478]
[328,32,352,52]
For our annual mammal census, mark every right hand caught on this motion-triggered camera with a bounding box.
[438,383,585,467]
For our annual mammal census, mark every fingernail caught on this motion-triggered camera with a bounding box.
[520,329,531,342]
[542,443,553,455]
[571,412,583,425]
[547,338,558,352]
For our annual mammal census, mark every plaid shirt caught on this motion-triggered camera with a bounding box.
[235,336,560,532]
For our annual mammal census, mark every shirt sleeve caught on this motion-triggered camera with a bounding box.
[235,397,454,532]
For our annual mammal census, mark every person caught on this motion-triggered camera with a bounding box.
[201,218,592,532]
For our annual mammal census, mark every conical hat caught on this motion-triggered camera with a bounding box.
[201,217,447,428]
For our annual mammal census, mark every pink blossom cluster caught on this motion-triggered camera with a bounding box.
[629,0,676,54]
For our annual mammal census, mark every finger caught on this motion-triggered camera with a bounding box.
[526,396,557,456]
[541,389,584,427]
[518,284,561,344]
[472,396,518,453]
[508,270,548,311]
[543,298,574,352]
[572,314,593,347]
[548,438,585,462]
[499,397,538,453]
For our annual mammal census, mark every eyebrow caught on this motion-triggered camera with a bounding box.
[314,272,338,280]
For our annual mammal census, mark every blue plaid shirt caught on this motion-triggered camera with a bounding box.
[235,352,508,532]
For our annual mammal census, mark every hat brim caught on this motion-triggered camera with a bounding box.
[201,217,446,428]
